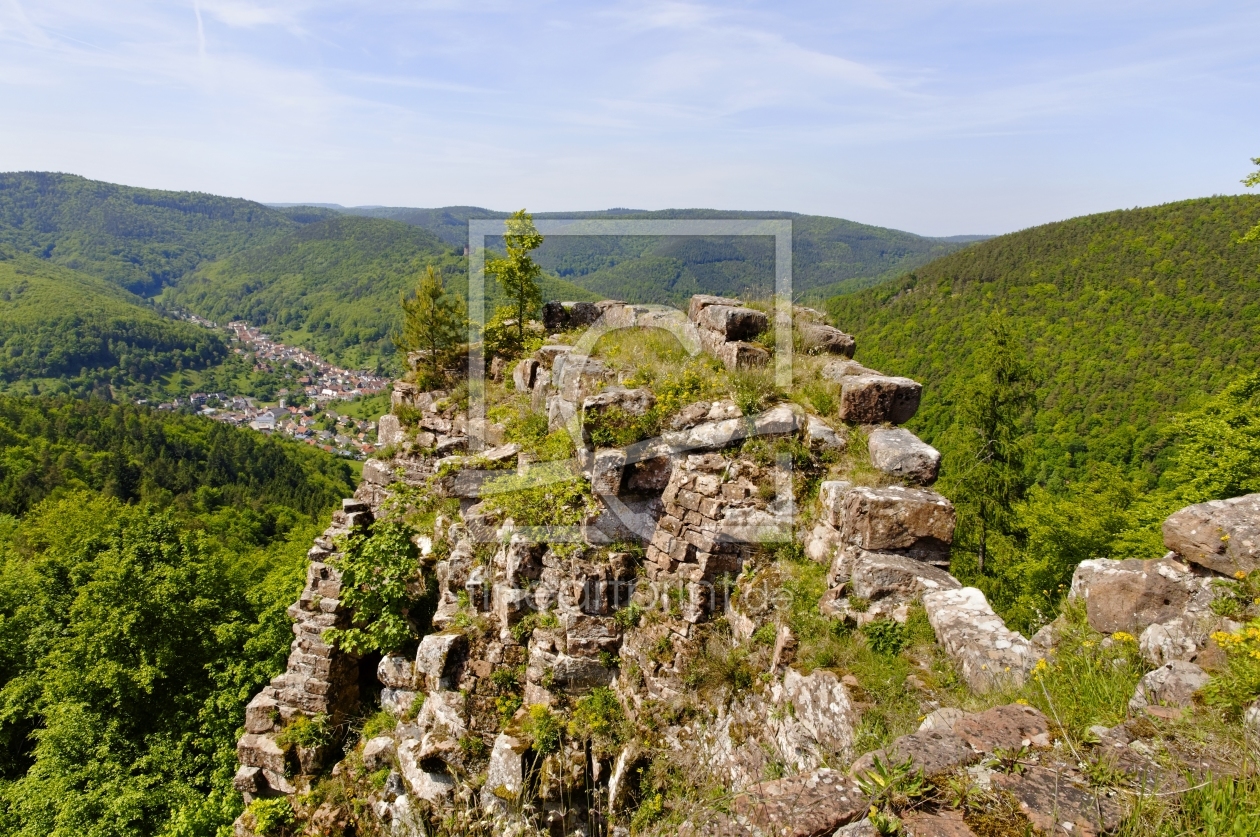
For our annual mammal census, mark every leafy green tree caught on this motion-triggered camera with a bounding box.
[395,265,467,388]
[1244,157,1260,243]
[939,317,1038,573]
[322,521,421,655]
[1159,371,1260,505]
[485,209,544,345]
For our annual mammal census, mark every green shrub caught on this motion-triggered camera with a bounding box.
[862,619,908,657]
[323,520,422,655]
[275,713,331,750]
[482,463,597,529]
[585,405,660,448]
[569,687,628,757]
[359,710,397,742]
[1203,620,1260,715]
[246,797,295,836]
[523,704,563,755]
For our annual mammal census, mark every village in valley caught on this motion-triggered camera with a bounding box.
[156,315,391,459]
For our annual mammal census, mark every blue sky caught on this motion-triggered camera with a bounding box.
[1,1,1257,235]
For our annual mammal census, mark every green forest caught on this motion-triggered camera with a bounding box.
[0,173,310,297]
[0,397,354,836]
[0,253,226,393]
[826,194,1260,628]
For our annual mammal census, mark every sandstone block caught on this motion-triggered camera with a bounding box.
[398,737,456,802]
[805,521,843,565]
[245,693,280,734]
[698,304,769,340]
[236,733,289,775]
[583,385,655,418]
[867,427,941,485]
[1129,660,1210,712]
[377,414,405,446]
[806,415,846,450]
[923,587,1038,692]
[481,733,529,815]
[688,294,744,323]
[589,448,627,495]
[992,765,1122,837]
[415,631,466,691]
[360,458,396,487]
[729,768,868,837]
[819,480,855,528]
[715,340,770,370]
[362,736,396,771]
[850,728,976,779]
[952,704,1051,752]
[838,375,922,424]
[845,550,962,603]
[1068,557,1213,635]
[377,654,415,689]
[798,322,855,356]
[840,485,956,556]
[1163,493,1260,576]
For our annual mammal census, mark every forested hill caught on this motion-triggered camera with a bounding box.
[826,194,1260,488]
[163,214,597,369]
[0,251,226,393]
[0,398,355,836]
[344,205,979,304]
[0,172,310,296]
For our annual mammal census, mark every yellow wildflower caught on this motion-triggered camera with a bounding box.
[1111,631,1136,643]
[1235,570,1246,579]
[1015,698,1030,706]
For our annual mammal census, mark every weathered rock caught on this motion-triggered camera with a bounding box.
[1129,660,1210,712]
[362,736,395,771]
[481,733,529,815]
[582,385,656,419]
[397,738,456,802]
[360,458,397,487]
[237,733,289,776]
[992,765,1122,837]
[624,455,673,492]
[754,403,804,436]
[841,549,962,603]
[715,340,770,370]
[377,654,415,690]
[953,704,1051,752]
[415,631,466,691]
[902,810,977,837]
[819,480,855,528]
[556,355,612,403]
[1069,556,1214,635]
[551,653,616,690]
[918,707,967,732]
[512,358,539,392]
[867,428,941,485]
[707,400,743,421]
[838,374,922,424]
[536,344,571,368]
[377,413,406,447]
[834,820,878,837]
[805,521,843,565]
[729,768,868,837]
[772,669,858,767]
[805,415,846,450]
[697,304,769,341]
[380,687,419,717]
[820,358,879,381]
[688,294,745,323]
[839,485,956,557]
[244,693,279,734]
[923,587,1038,692]
[850,728,976,778]
[1163,493,1260,576]
[1139,618,1202,666]
[798,322,856,357]
[589,448,627,495]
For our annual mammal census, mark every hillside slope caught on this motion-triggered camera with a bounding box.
[165,215,598,369]
[0,172,305,296]
[826,194,1260,487]
[0,251,225,392]
[348,206,976,304]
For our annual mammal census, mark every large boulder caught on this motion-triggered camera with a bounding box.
[1163,494,1260,576]
[715,340,770,370]
[697,305,768,341]
[688,294,744,323]
[923,587,1038,692]
[839,485,956,559]
[1068,557,1214,635]
[867,428,941,485]
[798,322,855,357]
[838,375,922,424]
[850,727,976,779]
[1129,660,1211,713]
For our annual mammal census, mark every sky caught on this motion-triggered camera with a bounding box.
[0,1,1257,236]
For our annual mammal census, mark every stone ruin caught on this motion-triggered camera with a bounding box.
[233,294,1258,837]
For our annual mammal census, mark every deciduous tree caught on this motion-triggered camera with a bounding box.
[485,209,544,345]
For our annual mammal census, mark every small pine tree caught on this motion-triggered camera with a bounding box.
[485,209,544,344]
[395,265,466,388]
[940,316,1038,573]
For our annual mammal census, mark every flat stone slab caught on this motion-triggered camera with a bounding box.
[850,728,977,778]
[903,810,977,837]
[839,485,956,555]
[1163,493,1260,576]
[992,765,1123,837]
[868,427,941,486]
[732,768,869,837]
[923,587,1038,693]
[798,322,856,357]
[952,704,1051,752]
